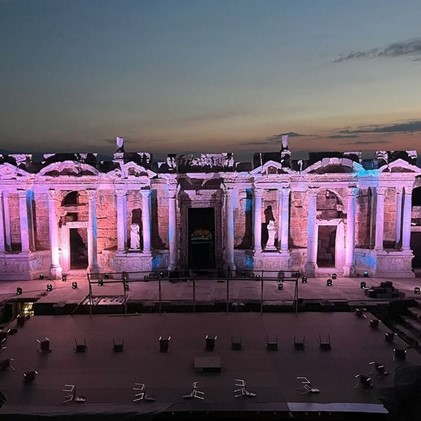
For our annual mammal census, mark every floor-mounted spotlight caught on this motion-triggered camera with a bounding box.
[414,287,421,295]
[124,282,129,291]
[277,281,284,290]
[326,279,333,287]
[301,276,308,284]
[62,274,67,282]
[363,271,369,278]
[16,287,23,295]
[360,281,367,289]
[98,279,104,286]
[39,274,45,280]
[71,281,78,289]
[46,284,53,292]
[104,273,110,279]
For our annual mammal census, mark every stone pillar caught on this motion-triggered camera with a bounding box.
[116,190,127,253]
[141,189,152,254]
[18,189,30,253]
[305,187,318,275]
[395,186,403,247]
[280,188,290,252]
[375,187,386,251]
[402,186,413,250]
[168,186,177,270]
[48,190,62,279]
[87,189,99,273]
[253,188,263,252]
[344,187,357,276]
[225,187,236,271]
[277,189,282,250]
[0,192,5,252]
[3,192,11,250]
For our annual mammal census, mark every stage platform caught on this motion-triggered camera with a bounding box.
[1,312,420,419]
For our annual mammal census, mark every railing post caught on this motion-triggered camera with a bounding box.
[158,277,162,315]
[193,277,196,312]
[226,274,229,314]
[260,275,264,314]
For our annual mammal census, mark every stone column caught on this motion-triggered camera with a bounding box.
[277,189,282,250]
[305,187,318,275]
[18,189,30,253]
[0,192,5,252]
[402,186,413,250]
[375,187,386,251]
[3,192,11,250]
[168,186,177,270]
[395,186,403,247]
[87,189,99,273]
[48,190,62,279]
[141,189,151,254]
[280,188,290,252]
[116,190,127,253]
[344,187,357,276]
[225,187,236,271]
[253,188,263,253]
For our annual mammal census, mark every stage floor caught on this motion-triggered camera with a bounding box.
[1,312,419,418]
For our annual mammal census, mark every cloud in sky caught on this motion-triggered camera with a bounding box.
[339,120,421,134]
[240,131,308,146]
[334,38,421,62]
[329,134,359,139]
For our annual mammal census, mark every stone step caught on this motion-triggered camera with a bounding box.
[407,306,421,320]
[401,316,421,335]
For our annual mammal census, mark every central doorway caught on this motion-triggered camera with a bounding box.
[188,208,215,270]
[317,226,336,267]
[70,228,88,269]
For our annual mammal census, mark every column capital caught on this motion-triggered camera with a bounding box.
[48,189,60,200]
[17,189,27,198]
[254,187,263,198]
[87,189,97,200]
[404,186,413,195]
[376,186,387,195]
[396,185,403,194]
[140,189,152,198]
[347,186,358,198]
[307,186,318,197]
[281,187,291,196]
[115,189,126,198]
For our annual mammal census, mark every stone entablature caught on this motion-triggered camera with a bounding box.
[0,145,420,280]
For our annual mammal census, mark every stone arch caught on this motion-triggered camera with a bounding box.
[316,189,344,220]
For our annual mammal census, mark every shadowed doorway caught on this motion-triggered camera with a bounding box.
[188,208,215,270]
[317,226,336,267]
[70,228,88,269]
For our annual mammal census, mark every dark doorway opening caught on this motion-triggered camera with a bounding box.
[317,226,336,267]
[188,208,215,270]
[411,232,421,270]
[70,228,88,269]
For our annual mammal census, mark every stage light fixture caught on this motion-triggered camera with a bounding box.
[46,284,53,292]
[39,274,45,280]
[98,279,104,286]
[104,273,110,279]
[277,281,284,290]
[414,287,420,294]
[124,282,129,291]
[363,271,369,278]
[301,276,307,284]
[71,281,78,289]
[16,287,23,295]
[331,273,337,280]
[62,274,67,282]
[360,281,367,289]
[326,279,332,287]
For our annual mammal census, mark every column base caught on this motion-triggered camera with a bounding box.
[88,265,100,274]
[342,264,355,277]
[50,264,63,280]
[304,262,316,277]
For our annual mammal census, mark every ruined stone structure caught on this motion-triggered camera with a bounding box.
[0,141,421,280]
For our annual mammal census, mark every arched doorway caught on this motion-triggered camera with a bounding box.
[411,186,421,272]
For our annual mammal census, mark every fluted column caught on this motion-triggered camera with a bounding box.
[225,187,236,271]
[0,192,5,252]
[402,186,413,250]
[375,187,386,251]
[344,187,357,276]
[87,189,99,273]
[305,187,318,275]
[48,190,62,279]
[394,186,403,247]
[253,188,263,252]
[116,190,127,253]
[18,189,30,253]
[141,189,151,254]
[168,186,177,270]
[280,188,290,252]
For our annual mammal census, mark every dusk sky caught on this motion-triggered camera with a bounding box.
[1,0,421,160]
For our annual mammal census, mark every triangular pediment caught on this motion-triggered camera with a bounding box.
[251,160,294,175]
[38,161,99,177]
[0,162,30,179]
[379,158,421,173]
[122,162,156,179]
[303,157,362,174]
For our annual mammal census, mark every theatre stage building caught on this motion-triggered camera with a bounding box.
[0,141,420,281]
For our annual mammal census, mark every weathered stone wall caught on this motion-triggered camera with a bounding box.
[355,189,371,248]
[290,191,307,248]
[97,190,117,251]
[152,188,168,249]
[9,193,21,250]
[234,188,252,249]
[384,188,397,246]
[34,192,49,250]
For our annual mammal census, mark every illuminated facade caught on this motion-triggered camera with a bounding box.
[0,141,420,280]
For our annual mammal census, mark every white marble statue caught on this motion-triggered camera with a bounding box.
[130,223,140,250]
[266,220,277,251]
